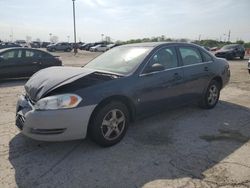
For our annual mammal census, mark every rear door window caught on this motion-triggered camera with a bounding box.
[25,50,40,58]
[179,47,202,66]
[25,50,35,57]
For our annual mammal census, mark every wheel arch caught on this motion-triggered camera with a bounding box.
[87,95,136,134]
[212,76,223,89]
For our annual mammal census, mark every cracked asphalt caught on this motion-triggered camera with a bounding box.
[0,51,250,188]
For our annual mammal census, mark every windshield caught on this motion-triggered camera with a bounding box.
[222,45,237,50]
[85,46,152,75]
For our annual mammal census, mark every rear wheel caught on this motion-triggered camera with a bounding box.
[240,55,244,60]
[89,101,129,147]
[199,80,221,109]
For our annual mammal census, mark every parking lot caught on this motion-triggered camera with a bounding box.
[0,51,250,188]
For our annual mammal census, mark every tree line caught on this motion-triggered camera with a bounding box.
[118,36,250,48]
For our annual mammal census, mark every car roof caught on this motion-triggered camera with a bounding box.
[121,42,200,48]
[0,47,49,53]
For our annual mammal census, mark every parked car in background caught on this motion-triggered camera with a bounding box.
[30,41,41,48]
[215,44,245,60]
[0,42,21,49]
[16,42,230,147]
[46,42,72,52]
[90,43,116,52]
[79,43,95,50]
[15,40,29,48]
[0,48,62,79]
[41,42,51,48]
[86,42,106,51]
[90,44,109,52]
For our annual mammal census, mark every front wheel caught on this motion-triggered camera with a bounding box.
[89,101,129,147]
[199,80,221,109]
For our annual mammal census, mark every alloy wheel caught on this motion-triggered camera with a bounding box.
[101,109,126,141]
[207,85,219,105]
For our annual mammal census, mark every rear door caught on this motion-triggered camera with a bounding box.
[22,49,42,76]
[177,46,213,102]
[136,46,185,115]
[38,51,59,69]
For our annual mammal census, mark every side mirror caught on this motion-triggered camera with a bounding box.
[145,63,165,74]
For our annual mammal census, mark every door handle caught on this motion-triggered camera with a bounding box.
[33,62,38,64]
[204,67,209,71]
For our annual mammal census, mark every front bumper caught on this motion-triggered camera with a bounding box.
[16,95,96,141]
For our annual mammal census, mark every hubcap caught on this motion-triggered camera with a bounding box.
[207,85,218,105]
[101,109,125,141]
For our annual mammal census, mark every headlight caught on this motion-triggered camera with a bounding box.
[34,94,82,110]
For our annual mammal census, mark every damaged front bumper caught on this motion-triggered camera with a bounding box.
[16,95,96,141]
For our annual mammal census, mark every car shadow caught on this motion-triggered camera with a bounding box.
[8,101,250,187]
[0,79,27,88]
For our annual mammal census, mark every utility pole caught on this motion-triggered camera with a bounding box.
[49,33,52,42]
[72,0,77,54]
[101,34,104,42]
[228,30,231,42]
[198,34,201,41]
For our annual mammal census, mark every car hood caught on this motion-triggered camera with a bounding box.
[25,67,96,102]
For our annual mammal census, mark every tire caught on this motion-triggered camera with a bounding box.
[51,48,56,52]
[66,48,71,52]
[199,80,221,109]
[89,101,129,147]
[240,55,244,60]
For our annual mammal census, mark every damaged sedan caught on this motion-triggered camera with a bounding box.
[16,42,230,147]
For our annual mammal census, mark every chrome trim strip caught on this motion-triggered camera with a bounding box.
[140,61,213,77]
[139,44,214,77]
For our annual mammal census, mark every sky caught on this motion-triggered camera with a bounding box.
[0,0,250,42]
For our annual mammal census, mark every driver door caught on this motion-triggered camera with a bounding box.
[135,46,185,116]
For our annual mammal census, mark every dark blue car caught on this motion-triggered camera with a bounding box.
[16,42,230,147]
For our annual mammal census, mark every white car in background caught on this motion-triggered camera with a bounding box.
[90,44,107,52]
[15,40,29,48]
[90,43,115,52]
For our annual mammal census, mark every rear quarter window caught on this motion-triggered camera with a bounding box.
[200,50,213,62]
